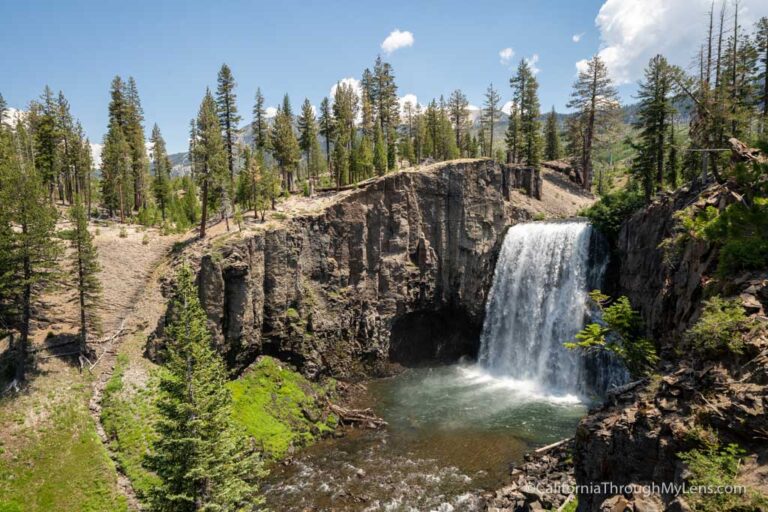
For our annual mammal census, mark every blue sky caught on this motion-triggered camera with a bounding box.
[2,0,766,153]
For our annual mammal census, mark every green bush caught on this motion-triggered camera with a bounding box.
[684,297,756,356]
[581,188,645,244]
[678,440,767,512]
[118,226,128,238]
[565,291,658,378]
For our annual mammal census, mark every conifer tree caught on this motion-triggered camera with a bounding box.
[147,264,264,511]
[251,87,270,152]
[0,121,60,382]
[64,195,101,354]
[505,103,520,163]
[756,17,768,134]
[150,124,172,220]
[318,97,334,173]
[297,99,319,180]
[632,54,678,201]
[483,84,501,157]
[270,94,300,192]
[567,55,619,190]
[216,64,241,182]
[31,86,60,201]
[0,93,6,124]
[125,77,149,211]
[101,120,131,221]
[544,107,562,161]
[448,90,470,153]
[193,89,227,238]
[510,60,543,167]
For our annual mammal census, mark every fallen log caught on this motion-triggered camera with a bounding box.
[534,437,572,454]
[328,402,387,429]
[606,378,646,399]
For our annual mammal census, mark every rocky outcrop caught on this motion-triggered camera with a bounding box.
[574,184,768,510]
[176,159,581,378]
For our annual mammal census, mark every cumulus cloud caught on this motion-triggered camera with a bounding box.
[499,47,515,66]
[265,106,278,118]
[525,54,541,75]
[583,0,766,84]
[572,33,584,43]
[381,29,414,54]
[398,93,419,115]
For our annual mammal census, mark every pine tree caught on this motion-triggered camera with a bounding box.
[125,77,149,211]
[101,120,131,221]
[193,89,227,238]
[510,60,542,166]
[270,94,300,192]
[544,107,562,161]
[216,64,241,182]
[150,124,172,220]
[318,97,334,174]
[297,99,319,180]
[448,90,470,153]
[332,83,358,185]
[0,121,61,382]
[483,84,501,158]
[567,55,620,191]
[0,93,7,125]
[147,264,264,511]
[633,54,677,201]
[31,86,60,201]
[251,87,270,152]
[64,195,101,354]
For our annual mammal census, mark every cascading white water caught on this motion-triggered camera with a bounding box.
[477,220,599,395]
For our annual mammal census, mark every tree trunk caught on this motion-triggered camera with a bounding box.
[200,168,209,239]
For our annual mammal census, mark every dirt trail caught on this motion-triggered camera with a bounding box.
[84,224,186,510]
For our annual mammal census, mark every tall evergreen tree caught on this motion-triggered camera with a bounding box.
[567,55,620,191]
[251,87,270,152]
[373,122,387,176]
[633,54,678,201]
[31,86,60,201]
[0,121,61,382]
[270,94,301,192]
[318,97,334,174]
[482,84,501,158]
[756,17,768,134]
[147,264,264,511]
[216,64,241,182]
[544,107,562,161]
[297,99,319,180]
[150,124,172,220]
[505,103,520,163]
[64,195,101,355]
[125,77,149,211]
[193,90,227,238]
[101,119,131,221]
[448,89,470,153]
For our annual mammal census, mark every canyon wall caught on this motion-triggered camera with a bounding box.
[185,160,577,378]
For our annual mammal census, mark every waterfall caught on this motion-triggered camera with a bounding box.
[477,220,615,395]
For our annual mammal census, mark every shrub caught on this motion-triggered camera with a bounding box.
[684,297,756,356]
[118,226,128,238]
[142,233,150,245]
[581,188,645,244]
[565,291,658,378]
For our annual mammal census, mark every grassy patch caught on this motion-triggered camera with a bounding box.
[0,375,127,512]
[100,354,160,501]
[227,356,336,458]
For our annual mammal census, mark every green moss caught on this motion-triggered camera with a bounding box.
[100,354,161,501]
[0,377,128,512]
[285,307,300,321]
[227,356,336,458]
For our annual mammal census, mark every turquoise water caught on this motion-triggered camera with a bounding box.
[263,363,587,511]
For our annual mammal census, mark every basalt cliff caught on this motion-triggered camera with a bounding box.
[157,159,592,379]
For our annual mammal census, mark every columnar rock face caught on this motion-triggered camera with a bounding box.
[191,160,555,378]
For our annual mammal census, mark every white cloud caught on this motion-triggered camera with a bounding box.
[499,47,515,66]
[265,106,278,118]
[572,33,584,43]
[501,101,515,115]
[584,0,766,84]
[398,93,419,115]
[90,143,103,168]
[525,54,541,75]
[381,29,414,54]
[575,58,590,75]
